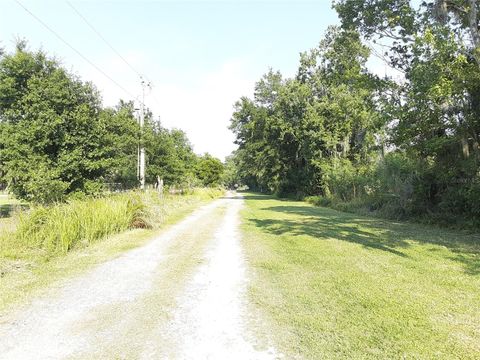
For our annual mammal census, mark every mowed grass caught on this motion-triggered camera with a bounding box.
[241,193,480,359]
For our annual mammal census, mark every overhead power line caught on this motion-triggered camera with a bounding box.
[66,1,144,80]
[65,1,161,109]
[14,0,136,99]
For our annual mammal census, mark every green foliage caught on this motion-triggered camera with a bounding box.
[187,186,226,199]
[0,44,224,202]
[195,153,225,187]
[145,123,199,187]
[319,158,373,202]
[0,46,138,203]
[98,101,141,189]
[230,2,480,228]
[221,154,241,188]
[304,195,332,207]
[230,27,382,196]
[8,187,224,258]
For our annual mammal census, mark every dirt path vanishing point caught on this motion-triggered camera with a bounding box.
[0,193,278,360]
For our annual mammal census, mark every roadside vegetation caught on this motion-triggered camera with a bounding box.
[0,41,225,204]
[229,1,480,229]
[0,39,227,311]
[241,193,480,359]
[0,187,223,312]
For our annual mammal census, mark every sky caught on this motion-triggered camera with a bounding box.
[1,0,346,160]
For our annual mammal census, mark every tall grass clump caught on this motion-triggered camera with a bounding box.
[16,192,151,255]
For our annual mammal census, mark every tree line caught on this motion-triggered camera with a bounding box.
[229,0,480,226]
[0,42,224,203]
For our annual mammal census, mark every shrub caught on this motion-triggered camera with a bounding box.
[305,151,480,229]
[305,196,332,207]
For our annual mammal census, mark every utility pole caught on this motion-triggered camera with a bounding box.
[138,77,149,190]
[135,76,151,190]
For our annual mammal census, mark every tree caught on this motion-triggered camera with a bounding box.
[195,154,224,187]
[230,27,383,197]
[99,101,140,189]
[222,154,240,189]
[0,45,103,202]
[0,42,224,202]
[146,123,198,187]
[0,45,141,202]
[334,0,480,216]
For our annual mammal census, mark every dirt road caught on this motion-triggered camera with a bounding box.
[0,193,277,359]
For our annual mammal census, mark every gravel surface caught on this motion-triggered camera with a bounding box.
[0,193,277,359]
[159,195,277,360]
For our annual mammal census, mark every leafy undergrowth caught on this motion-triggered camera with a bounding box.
[304,195,480,230]
[0,188,223,312]
[241,193,480,359]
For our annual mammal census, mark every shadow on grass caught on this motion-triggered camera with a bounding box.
[245,194,480,275]
[220,195,272,201]
[0,204,28,218]
[237,193,293,202]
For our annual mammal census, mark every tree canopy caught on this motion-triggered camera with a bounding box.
[0,44,224,203]
[229,1,480,226]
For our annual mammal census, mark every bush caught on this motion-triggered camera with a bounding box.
[319,158,374,202]
[195,154,225,187]
[305,196,332,207]
[305,151,480,229]
[185,187,225,200]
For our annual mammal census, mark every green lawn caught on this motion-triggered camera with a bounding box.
[241,193,480,359]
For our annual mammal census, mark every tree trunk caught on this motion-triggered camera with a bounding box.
[434,0,449,24]
[468,0,480,49]
[461,135,470,158]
